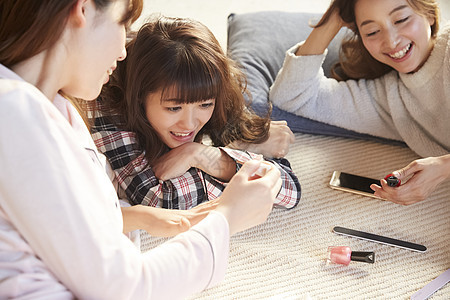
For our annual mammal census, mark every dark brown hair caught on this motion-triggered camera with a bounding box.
[0,0,143,68]
[316,0,440,80]
[99,16,271,164]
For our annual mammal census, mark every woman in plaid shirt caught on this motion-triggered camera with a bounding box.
[1,1,285,298]
[90,16,301,212]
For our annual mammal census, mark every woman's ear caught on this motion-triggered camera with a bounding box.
[70,0,88,28]
[427,13,436,27]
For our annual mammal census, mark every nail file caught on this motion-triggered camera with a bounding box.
[411,268,450,300]
[332,226,427,253]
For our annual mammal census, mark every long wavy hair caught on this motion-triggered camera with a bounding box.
[99,16,271,164]
[316,0,440,80]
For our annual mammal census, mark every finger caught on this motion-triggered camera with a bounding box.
[255,154,263,161]
[378,179,401,197]
[195,198,221,208]
[271,120,287,125]
[274,175,282,195]
[208,198,220,204]
[239,160,280,183]
[370,183,381,192]
[391,168,406,181]
[196,199,219,208]
[393,160,422,180]
[370,183,387,199]
[178,217,191,232]
[289,129,295,143]
[374,180,414,205]
[237,160,266,180]
[191,201,219,212]
[186,211,210,226]
[372,180,401,201]
[256,163,282,190]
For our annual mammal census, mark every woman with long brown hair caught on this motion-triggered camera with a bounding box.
[91,16,301,210]
[270,0,450,205]
[0,1,283,298]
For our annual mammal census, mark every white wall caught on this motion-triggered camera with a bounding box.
[135,0,450,49]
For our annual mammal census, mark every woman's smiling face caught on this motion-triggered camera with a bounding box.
[355,0,435,73]
[145,88,215,149]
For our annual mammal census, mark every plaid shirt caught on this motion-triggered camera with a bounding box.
[88,102,301,209]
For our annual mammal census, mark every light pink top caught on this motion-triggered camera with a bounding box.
[0,64,229,299]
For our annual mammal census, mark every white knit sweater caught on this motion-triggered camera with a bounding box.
[270,23,450,157]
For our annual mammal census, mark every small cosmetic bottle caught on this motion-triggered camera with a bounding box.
[384,174,401,187]
[327,246,375,265]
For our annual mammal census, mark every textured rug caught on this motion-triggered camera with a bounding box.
[140,132,450,299]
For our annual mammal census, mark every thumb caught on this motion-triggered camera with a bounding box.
[178,217,191,233]
[393,160,421,180]
[237,160,262,177]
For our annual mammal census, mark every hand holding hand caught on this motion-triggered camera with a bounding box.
[122,199,219,237]
[153,143,236,181]
[371,155,450,205]
[215,160,282,235]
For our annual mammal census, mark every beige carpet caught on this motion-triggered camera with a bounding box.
[140,132,450,299]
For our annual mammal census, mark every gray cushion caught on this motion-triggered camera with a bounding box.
[227,11,406,146]
[227,11,346,113]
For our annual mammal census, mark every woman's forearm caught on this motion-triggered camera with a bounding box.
[121,206,146,233]
[193,146,236,182]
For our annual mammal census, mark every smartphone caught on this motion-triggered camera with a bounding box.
[333,226,427,253]
[329,171,382,199]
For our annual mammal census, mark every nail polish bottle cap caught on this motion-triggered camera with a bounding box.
[384,174,401,187]
[350,251,375,263]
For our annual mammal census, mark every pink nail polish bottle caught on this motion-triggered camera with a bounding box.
[327,246,375,265]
